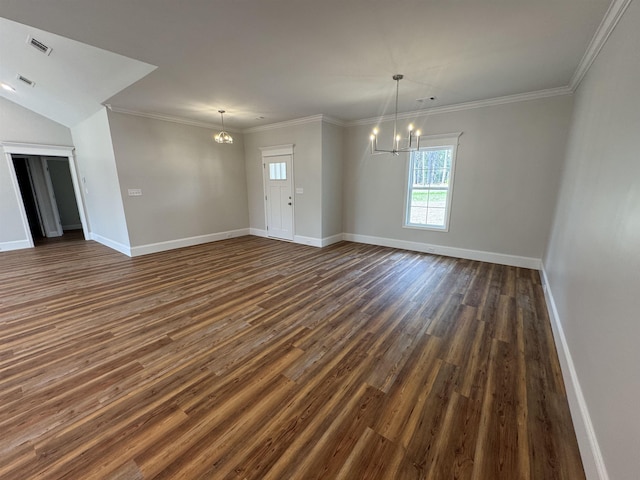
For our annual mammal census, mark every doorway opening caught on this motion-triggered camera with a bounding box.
[3,143,89,249]
[12,155,83,246]
[12,157,44,242]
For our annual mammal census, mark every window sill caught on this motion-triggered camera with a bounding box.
[402,223,450,233]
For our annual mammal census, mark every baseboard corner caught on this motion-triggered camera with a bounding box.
[90,233,132,257]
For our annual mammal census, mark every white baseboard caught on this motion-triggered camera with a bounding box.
[250,231,540,266]
[343,233,541,269]
[293,235,322,247]
[63,224,83,231]
[129,228,250,257]
[90,233,132,257]
[250,230,341,248]
[321,233,344,247]
[0,239,33,252]
[248,229,318,247]
[249,228,268,237]
[541,265,609,480]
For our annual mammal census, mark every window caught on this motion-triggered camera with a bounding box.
[269,162,287,180]
[404,134,460,231]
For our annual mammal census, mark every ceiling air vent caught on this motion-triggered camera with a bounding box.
[17,74,36,87]
[26,35,52,56]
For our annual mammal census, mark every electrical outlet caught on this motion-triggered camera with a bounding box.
[128,188,143,196]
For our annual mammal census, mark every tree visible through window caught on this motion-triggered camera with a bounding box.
[405,135,459,231]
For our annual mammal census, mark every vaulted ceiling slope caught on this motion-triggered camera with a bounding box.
[0,17,156,127]
[0,0,613,129]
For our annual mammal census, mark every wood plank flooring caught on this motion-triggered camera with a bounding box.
[0,236,584,479]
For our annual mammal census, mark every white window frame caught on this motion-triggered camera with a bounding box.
[403,132,462,232]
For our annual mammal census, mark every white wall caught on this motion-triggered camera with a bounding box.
[244,119,323,240]
[71,108,130,252]
[0,97,72,247]
[343,95,574,264]
[543,2,640,479]
[106,111,249,250]
[321,120,344,240]
[0,97,73,145]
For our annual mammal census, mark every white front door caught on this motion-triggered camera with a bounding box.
[263,154,293,241]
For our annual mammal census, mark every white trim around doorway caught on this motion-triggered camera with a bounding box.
[260,144,295,242]
[1,142,90,251]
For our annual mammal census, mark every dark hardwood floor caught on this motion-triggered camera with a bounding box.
[0,236,584,479]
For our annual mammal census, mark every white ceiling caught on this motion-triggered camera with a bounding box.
[0,0,613,129]
[0,17,155,127]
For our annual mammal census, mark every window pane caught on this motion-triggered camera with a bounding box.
[409,206,428,225]
[411,190,429,207]
[428,190,448,208]
[269,162,287,180]
[426,207,446,227]
[431,169,449,186]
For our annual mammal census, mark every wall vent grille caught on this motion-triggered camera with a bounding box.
[17,74,35,87]
[26,36,52,55]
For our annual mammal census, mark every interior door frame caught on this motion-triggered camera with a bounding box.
[2,142,90,247]
[260,144,294,240]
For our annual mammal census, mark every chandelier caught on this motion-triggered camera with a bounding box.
[370,74,422,155]
[213,110,233,144]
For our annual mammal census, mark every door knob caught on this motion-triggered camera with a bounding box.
[288,202,292,205]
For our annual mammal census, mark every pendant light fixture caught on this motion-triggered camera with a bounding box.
[370,74,422,156]
[213,110,233,144]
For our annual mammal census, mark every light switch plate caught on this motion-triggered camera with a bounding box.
[295,187,304,194]
[128,188,143,196]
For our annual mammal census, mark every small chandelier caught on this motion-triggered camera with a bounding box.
[213,110,233,144]
[370,74,422,156]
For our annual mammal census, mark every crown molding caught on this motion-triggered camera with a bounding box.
[321,115,348,128]
[104,105,243,133]
[569,0,632,91]
[106,88,571,135]
[346,86,573,127]
[242,114,323,134]
[105,105,348,134]
[242,114,346,134]
[104,81,579,135]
